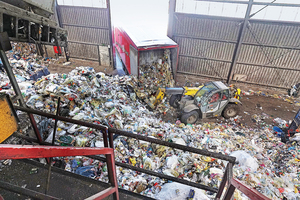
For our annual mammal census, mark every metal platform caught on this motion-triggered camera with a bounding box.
[0,159,152,200]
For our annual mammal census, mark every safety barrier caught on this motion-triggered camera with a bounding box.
[12,105,271,200]
[0,145,119,200]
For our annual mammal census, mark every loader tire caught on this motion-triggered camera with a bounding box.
[169,94,181,108]
[181,110,199,124]
[222,104,239,119]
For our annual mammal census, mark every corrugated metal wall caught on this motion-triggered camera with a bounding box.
[172,14,239,82]
[57,5,111,64]
[169,13,300,89]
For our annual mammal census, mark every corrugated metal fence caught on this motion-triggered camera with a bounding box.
[169,11,300,89]
[57,4,112,65]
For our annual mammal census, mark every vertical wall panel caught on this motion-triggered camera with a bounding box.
[58,5,111,62]
[170,11,300,89]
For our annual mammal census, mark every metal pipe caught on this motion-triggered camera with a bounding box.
[175,34,300,50]
[97,44,101,66]
[179,54,232,63]
[0,50,25,106]
[46,97,61,194]
[253,2,300,7]
[195,0,300,7]
[15,134,221,194]
[62,23,109,30]
[51,97,61,146]
[109,127,236,163]
[68,41,101,46]
[227,0,253,84]
[15,106,108,130]
[229,178,272,200]
[178,71,290,89]
[14,106,236,163]
[28,113,46,151]
[103,128,109,148]
[108,129,114,149]
[177,71,225,80]
[68,55,98,62]
[195,0,248,4]
[174,34,237,44]
[235,61,300,71]
[15,17,18,40]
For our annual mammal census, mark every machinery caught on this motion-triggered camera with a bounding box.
[281,109,300,143]
[152,85,203,109]
[0,0,68,57]
[179,81,242,124]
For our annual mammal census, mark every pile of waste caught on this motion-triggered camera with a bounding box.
[0,42,50,87]
[0,44,299,199]
[1,66,296,200]
[134,49,175,110]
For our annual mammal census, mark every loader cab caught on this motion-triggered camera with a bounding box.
[194,82,230,118]
[180,81,239,124]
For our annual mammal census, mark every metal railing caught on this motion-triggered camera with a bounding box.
[216,165,272,200]
[15,105,235,193]
[13,105,274,200]
[0,144,119,200]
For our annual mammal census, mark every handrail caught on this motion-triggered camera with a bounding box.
[14,105,234,194]
[228,178,271,200]
[11,107,272,199]
[0,145,119,200]
[215,164,271,200]
[14,106,236,162]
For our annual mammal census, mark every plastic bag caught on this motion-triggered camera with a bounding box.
[230,151,259,172]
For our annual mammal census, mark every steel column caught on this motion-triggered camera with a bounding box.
[167,0,176,38]
[106,0,114,68]
[226,0,253,84]
[97,45,101,66]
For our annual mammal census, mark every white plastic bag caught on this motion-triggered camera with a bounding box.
[230,150,259,172]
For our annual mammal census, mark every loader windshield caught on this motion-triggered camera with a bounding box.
[194,82,218,105]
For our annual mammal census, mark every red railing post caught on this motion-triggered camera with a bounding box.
[0,145,119,200]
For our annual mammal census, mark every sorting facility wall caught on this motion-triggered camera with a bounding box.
[169,12,300,89]
[57,5,111,66]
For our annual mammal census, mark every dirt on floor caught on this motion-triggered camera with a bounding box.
[48,57,115,75]
[162,94,297,128]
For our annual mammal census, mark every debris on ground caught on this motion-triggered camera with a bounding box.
[0,44,300,200]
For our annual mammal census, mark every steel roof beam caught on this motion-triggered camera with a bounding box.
[195,0,300,7]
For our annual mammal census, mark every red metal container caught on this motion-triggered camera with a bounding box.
[114,26,179,77]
